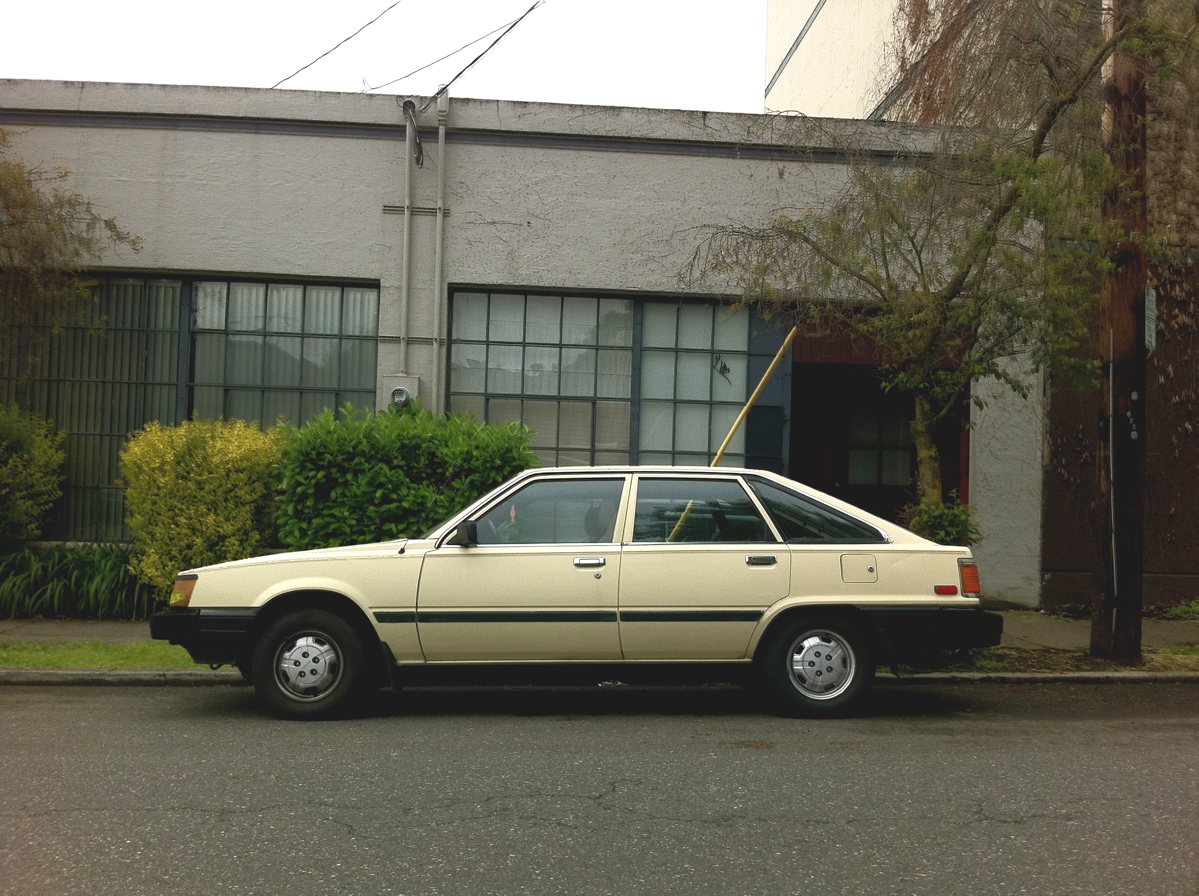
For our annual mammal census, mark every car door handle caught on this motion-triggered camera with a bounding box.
[745,555,777,566]
[574,557,606,568]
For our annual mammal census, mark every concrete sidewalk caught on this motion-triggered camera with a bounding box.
[3,609,1198,650]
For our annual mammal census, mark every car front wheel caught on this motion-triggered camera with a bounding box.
[251,609,365,719]
[760,616,873,716]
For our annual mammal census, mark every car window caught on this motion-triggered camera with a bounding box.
[632,478,776,543]
[475,478,624,545]
[748,477,886,544]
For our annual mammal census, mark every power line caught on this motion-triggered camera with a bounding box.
[362,20,514,93]
[418,1,545,112]
[271,0,408,89]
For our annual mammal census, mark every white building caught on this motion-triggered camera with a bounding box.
[0,78,1042,605]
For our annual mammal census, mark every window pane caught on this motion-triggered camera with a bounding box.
[562,297,597,345]
[489,398,522,424]
[750,478,885,543]
[342,288,379,336]
[487,344,522,394]
[301,392,337,421]
[678,304,713,350]
[711,352,747,402]
[489,293,525,342]
[193,333,225,383]
[227,283,266,331]
[476,479,624,545]
[847,449,877,485]
[267,284,304,333]
[340,340,377,391]
[710,405,744,455]
[522,400,559,449]
[595,401,630,451]
[641,351,675,400]
[263,390,301,425]
[633,478,769,543]
[676,352,711,401]
[304,286,342,334]
[642,303,677,348]
[524,346,559,395]
[226,335,264,385]
[714,307,748,352]
[597,349,631,399]
[194,282,227,330]
[450,342,486,393]
[264,336,302,387]
[302,337,340,388]
[674,404,709,454]
[525,295,561,343]
[561,348,596,396]
[559,401,593,449]
[881,449,912,486]
[192,385,224,420]
[450,393,485,420]
[598,299,633,346]
[639,401,674,451]
[226,388,262,421]
[453,293,488,342]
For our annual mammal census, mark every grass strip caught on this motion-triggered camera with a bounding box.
[0,640,196,669]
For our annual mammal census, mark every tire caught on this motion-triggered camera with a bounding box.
[251,608,365,720]
[759,615,873,716]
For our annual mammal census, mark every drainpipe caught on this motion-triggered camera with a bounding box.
[432,89,449,409]
[400,99,416,373]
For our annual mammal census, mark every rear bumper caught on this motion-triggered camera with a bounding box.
[862,607,1004,661]
[149,607,261,666]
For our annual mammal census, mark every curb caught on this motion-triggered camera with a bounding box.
[2,669,1198,687]
[0,668,247,686]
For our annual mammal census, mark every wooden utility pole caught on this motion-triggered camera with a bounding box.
[1093,0,1148,663]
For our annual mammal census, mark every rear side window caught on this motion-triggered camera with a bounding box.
[748,478,886,544]
[632,478,776,543]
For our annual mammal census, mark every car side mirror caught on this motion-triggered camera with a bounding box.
[446,520,478,547]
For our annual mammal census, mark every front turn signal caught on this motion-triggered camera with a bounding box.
[958,559,981,596]
[169,575,198,607]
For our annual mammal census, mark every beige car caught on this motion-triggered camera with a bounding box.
[151,466,1001,719]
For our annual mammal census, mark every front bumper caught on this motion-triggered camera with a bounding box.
[150,607,261,666]
[862,607,1004,661]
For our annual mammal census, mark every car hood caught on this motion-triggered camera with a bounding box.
[179,538,441,576]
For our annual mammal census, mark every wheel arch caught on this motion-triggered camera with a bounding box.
[750,603,884,663]
[248,590,388,686]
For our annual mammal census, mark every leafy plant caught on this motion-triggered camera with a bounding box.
[278,404,537,550]
[0,404,65,551]
[0,543,158,619]
[121,419,283,593]
[903,491,982,545]
[1162,600,1199,620]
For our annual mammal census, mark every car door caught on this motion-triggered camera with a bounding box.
[617,474,791,659]
[416,476,627,661]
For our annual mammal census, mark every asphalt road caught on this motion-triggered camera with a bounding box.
[1,681,1196,896]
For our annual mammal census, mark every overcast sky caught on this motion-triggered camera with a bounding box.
[4,0,768,113]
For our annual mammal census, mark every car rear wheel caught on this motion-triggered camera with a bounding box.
[251,608,365,719]
[760,616,873,716]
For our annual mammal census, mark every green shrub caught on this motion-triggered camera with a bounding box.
[904,491,983,546]
[121,419,283,593]
[1162,600,1199,621]
[0,542,158,619]
[0,405,65,551]
[279,404,536,550]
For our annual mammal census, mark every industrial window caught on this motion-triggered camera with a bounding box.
[3,276,379,540]
[447,291,760,468]
[449,292,635,466]
[190,281,378,424]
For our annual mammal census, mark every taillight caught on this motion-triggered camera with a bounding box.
[958,559,981,596]
[170,575,198,607]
